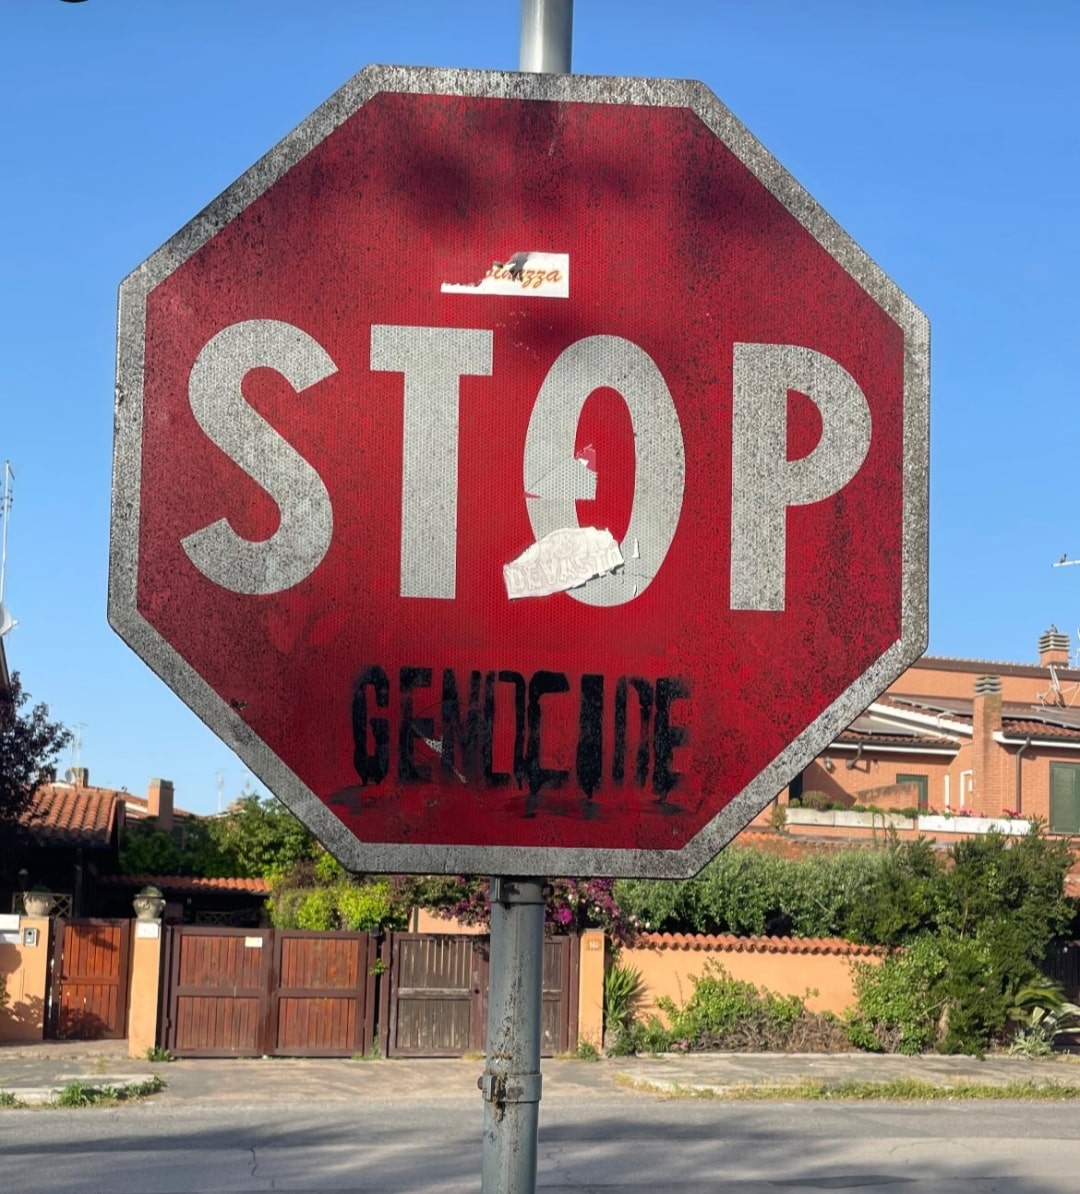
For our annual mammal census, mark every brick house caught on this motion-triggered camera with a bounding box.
[778,627,1080,834]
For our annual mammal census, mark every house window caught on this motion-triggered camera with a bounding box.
[896,773,929,811]
[1050,763,1080,835]
[788,772,804,805]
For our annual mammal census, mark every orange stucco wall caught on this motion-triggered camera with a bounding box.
[618,935,882,1019]
[0,917,50,1042]
[413,909,485,934]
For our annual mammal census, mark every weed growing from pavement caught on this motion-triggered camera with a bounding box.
[51,1076,165,1108]
[614,1074,1080,1101]
[0,1091,24,1108]
[145,1046,174,1063]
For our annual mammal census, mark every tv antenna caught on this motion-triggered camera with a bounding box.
[70,723,88,769]
[0,462,17,638]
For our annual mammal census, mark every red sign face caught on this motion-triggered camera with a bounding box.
[111,68,928,877]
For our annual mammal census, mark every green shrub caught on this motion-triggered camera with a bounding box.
[603,964,645,1034]
[607,1014,673,1056]
[336,881,401,932]
[849,932,1017,1057]
[658,961,803,1046]
[615,845,887,939]
[314,850,347,885]
[268,879,408,932]
[847,938,947,1055]
[842,836,941,946]
[294,887,337,931]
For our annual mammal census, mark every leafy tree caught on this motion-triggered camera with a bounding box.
[0,674,70,853]
[119,821,183,875]
[849,825,1076,1055]
[202,794,318,880]
[842,836,941,946]
[120,793,318,881]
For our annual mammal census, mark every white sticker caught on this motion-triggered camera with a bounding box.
[504,526,623,599]
[244,936,264,948]
[441,252,569,299]
[135,921,161,939]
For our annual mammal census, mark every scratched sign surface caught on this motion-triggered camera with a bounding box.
[110,67,928,878]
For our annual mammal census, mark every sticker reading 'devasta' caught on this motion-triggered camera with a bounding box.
[441,252,569,298]
[503,527,623,599]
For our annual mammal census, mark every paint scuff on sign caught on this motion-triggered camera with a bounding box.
[503,526,623,599]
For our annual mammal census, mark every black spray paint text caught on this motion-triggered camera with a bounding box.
[352,666,690,802]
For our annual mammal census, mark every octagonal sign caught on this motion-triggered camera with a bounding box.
[110,66,928,878]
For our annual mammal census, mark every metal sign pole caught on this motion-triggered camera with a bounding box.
[477,17,573,1194]
[480,878,547,1194]
[520,0,573,74]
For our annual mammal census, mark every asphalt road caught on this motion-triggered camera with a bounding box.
[2,1094,1080,1193]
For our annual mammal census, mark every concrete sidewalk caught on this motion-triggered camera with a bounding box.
[4,1039,1080,1107]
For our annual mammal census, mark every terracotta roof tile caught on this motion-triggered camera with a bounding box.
[1001,718,1080,740]
[99,874,271,894]
[835,729,958,747]
[634,932,883,957]
[22,785,120,847]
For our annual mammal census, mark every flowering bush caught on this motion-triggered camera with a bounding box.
[393,875,638,945]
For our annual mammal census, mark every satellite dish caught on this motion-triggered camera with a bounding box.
[0,603,15,638]
[63,768,77,784]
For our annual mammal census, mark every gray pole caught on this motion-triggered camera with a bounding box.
[480,878,546,1194]
[477,9,573,1192]
[520,0,573,73]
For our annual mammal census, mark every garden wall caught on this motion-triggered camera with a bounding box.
[0,916,49,1043]
[621,933,884,1017]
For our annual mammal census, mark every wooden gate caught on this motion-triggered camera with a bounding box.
[385,934,489,1057]
[48,919,132,1040]
[162,927,378,1057]
[384,933,579,1058]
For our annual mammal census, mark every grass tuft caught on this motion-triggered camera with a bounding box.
[51,1075,165,1108]
[615,1074,1080,1101]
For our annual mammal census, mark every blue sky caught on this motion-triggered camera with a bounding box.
[3,0,1078,815]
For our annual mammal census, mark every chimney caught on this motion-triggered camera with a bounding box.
[147,778,174,833]
[972,675,1004,816]
[1039,626,1071,667]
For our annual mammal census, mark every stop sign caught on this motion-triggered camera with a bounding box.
[110,67,928,878]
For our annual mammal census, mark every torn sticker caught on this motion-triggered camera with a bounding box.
[504,527,623,600]
[441,252,569,299]
[575,443,597,472]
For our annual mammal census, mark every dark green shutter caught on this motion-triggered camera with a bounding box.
[1051,764,1080,834]
[896,773,929,811]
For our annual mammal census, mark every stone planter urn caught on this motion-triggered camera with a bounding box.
[132,888,166,921]
[22,890,55,917]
